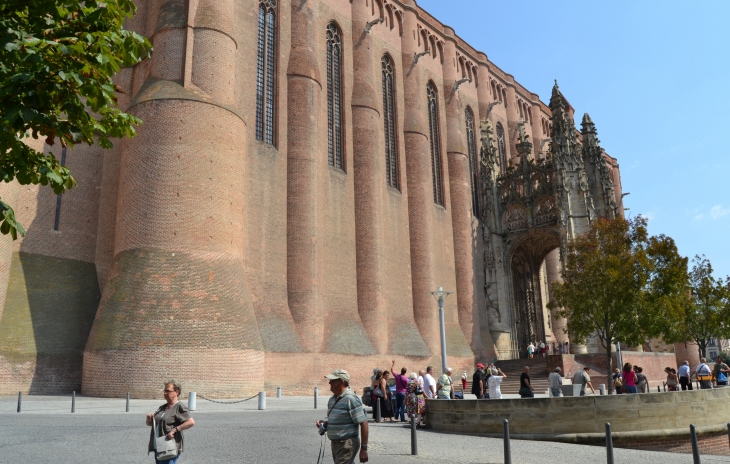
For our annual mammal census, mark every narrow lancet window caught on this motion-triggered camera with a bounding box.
[256,0,277,145]
[496,122,507,174]
[382,55,398,189]
[427,82,443,205]
[326,23,344,170]
[465,107,479,217]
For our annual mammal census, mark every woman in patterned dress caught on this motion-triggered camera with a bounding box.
[405,372,426,426]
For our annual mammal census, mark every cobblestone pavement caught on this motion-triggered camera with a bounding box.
[1,395,728,463]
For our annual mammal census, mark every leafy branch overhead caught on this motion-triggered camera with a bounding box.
[0,0,151,238]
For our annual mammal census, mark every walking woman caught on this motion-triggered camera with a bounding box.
[665,367,679,391]
[146,380,195,464]
[405,372,426,427]
[622,363,638,394]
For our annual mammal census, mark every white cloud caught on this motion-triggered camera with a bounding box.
[694,214,705,221]
[710,205,730,220]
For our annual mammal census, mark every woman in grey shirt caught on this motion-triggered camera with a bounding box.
[146,380,195,464]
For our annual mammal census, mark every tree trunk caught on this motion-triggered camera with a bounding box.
[607,344,613,394]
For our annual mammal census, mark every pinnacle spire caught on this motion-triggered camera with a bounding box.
[581,113,596,135]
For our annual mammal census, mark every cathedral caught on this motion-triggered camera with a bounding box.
[0,0,627,397]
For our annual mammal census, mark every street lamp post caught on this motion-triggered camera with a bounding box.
[430,287,453,374]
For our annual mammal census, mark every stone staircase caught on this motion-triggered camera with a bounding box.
[493,357,550,394]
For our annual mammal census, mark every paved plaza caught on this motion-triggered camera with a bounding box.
[1,395,728,463]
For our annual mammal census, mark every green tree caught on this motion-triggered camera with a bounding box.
[550,216,688,393]
[0,0,151,238]
[661,255,730,359]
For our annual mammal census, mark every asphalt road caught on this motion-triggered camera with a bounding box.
[1,395,727,463]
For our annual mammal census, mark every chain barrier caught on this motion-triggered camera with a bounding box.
[196,393,259,404]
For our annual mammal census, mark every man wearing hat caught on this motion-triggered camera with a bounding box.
[471,363,486,399]
[316,369,369,463]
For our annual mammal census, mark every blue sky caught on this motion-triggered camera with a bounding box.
[416,0,730,278]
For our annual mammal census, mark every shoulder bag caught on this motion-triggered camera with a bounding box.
[152,416,179,461]
[373,385,384,398]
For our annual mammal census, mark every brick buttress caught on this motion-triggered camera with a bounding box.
[82,0,265,398]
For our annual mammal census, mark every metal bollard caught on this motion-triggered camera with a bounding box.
[258,391,266,410]
[17,391,21,413]
[503,419,512,464]
[727,423,730,451]
[375,398,381,423]
[664,384,667,392]
[657,386,661,393]
[690,424,701,464]
[71,391,76,413]
[277,387,282,398]
[188,392,196,411]
[314,387,318,409]
[605,422,614,464]
[599,384,606,396]
[126,392,130,412]
[410,415,418,455]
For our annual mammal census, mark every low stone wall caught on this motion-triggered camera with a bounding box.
[427,388,730,455]
[548,351,677,387]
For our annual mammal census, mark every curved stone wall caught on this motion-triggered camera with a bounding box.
[428,388,730,441]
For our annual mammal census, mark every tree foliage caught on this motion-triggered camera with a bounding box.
[661,255,730,358]
[0,0,151,238]
[550,216,688,392]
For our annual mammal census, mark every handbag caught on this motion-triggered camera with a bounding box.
[373,385,384,398]
[718,372,727,383]
[153,416,179,461]
[518,387,532,397]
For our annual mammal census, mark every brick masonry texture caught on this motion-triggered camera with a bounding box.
[0,0,638,397]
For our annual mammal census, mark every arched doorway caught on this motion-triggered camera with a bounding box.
[509,232,560,358]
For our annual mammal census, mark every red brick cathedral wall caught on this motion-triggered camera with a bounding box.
[0,0,619,397]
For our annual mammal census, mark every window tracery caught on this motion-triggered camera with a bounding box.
[382,55,398,189]
[326,22,343,170]
[256,0,277,145]
[466,107,479,217]
[427,82,443,205]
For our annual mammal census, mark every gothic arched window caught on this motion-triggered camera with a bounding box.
[427,81,443,205]
[496,122,507,173]
[256,0,277,145]
[326,23,343,170]
[382,55,398,189]
[465,107,479,217]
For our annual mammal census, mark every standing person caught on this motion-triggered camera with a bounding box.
[527,343,535,359]
[390,360,409,422]
[552,342,557,355]
[665,367,679,391]
[417,370,425,391]
[460,371,468,393]
[713,356,730,387]
[471,363,486,399]
[634,366,648,393]
[379,370,395,421]
[612,368,623,394]
[694,357,713,389]
[678,360,692,391]
[405,372,426,427]
[316,369,369,464]
[146,380,195,464]
[539,341,546,358]
[422,366,437,399]
[622,363,638,394]
[371,370,383,420]
[487,367,506,399]
[572,367,595,396]
[519,366,535,398]
[548,367,563,397]
[563,341,569,354]
[436,368,454,399]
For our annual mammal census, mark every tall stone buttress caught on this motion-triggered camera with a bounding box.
[83,0,264,397]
